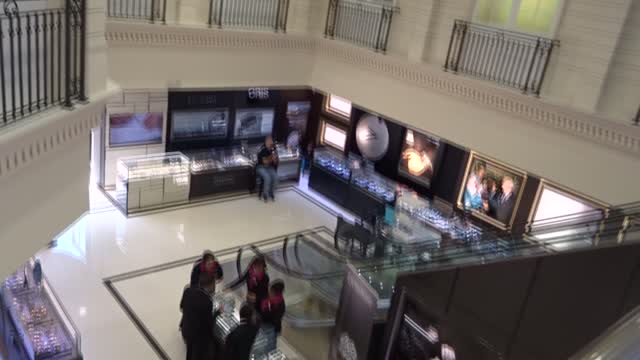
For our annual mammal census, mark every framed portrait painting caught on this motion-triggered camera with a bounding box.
[457,152,527,230]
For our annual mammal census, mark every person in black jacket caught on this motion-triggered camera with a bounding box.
[190,250,224,288]
[226,256,270,310]
[258,280,286,352]
[180,272,220,360]
[224,304,259,360]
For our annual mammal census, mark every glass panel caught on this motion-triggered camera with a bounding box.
[516,0,559,34]
[475,0,513,27]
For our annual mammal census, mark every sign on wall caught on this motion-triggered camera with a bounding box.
[355,113,389,161]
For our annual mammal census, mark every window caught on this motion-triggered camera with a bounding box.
[474,0,561,35]
[326,94,352,119]
[321,121,347,151]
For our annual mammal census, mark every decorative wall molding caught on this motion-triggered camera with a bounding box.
[0,91,116,180]
[104,21,640,156]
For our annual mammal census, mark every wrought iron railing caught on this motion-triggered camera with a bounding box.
[208,0,289,31]
[0,0,87,127]
[106,0,166,23]
[324,0,396,53]
[444,20,558,96]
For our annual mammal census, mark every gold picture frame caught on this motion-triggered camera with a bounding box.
[456,152,528,230]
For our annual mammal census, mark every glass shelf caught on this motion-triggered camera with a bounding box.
[312,148,351,180]
[351,168,396,203]
[186,148,252,173]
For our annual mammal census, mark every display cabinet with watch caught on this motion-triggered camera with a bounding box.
[186,148,253,199]
[0,262,82,360]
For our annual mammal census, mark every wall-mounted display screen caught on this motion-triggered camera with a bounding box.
[109,112,163,147]
[458,152,527,229]
[171,109,229,141]
[321,121,347,151]
[398,129,441,188]
[286,101,311,148]
[233,108,275,139]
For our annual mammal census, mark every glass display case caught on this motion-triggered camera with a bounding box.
[246,144,302,181]
[186,148,253,199]
[0,262,82,360]
[308,148,352,207]
[351,168,396,203]
[115,152,191,214]
[211,293,289,360]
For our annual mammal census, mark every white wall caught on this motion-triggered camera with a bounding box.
[106,25,314,89]
[597,0,640,123]
[0,132,90,280]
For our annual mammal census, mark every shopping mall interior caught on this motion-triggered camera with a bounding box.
[1,0,640,359]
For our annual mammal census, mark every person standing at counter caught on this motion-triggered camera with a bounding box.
[190,250,224,287]
[224,304,259,360]
[180,273,220,360]
[257,135,279,202]
[226,256,270,310]
[258,280,286,352]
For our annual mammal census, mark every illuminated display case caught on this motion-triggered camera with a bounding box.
[0,263,82,360]
[186,148,253,199]
[348,167,397,220]
[308,148,352,207]
[115,152,191,213]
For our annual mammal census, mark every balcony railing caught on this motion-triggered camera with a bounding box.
[324,0,396,53]
[1,0,87,127]
[106,0,166,23]
[208,0,289,31]
[444,20,558,96]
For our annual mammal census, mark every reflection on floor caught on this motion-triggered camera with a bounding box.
[37,185,339,360]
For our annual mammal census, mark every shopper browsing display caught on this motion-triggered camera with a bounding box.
[224,304,259,360]
[258,280,286,353]
[190,250,224,288]
[226,256,270,310]
[180,273,220,360]
[256,136,279,202]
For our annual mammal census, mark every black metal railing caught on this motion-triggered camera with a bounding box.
[208,0,289,31]
[0,0,87,127]
[444,20,558,96]
[324,0,395,53]
[106,0,166,23]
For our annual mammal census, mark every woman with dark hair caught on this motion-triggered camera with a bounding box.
[190,250,224,287]
[226,256,270,310]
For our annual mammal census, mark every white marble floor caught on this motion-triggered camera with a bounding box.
[37,186,339,360]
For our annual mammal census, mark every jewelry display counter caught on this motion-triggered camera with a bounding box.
[186,148,253,199]
[0,263,82,360]
[115,152,191,213]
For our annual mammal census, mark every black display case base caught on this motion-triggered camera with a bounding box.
[308,163,350,208]
[189,168,253,199]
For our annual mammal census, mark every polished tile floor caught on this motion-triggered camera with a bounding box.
[37,183,340,360]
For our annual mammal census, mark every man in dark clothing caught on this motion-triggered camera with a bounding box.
[256,135,279,201]
[224,304,259,360]
[180,272,219,360]
[190,250,224,287]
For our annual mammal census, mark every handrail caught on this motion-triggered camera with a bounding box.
[0,0,87,127]
[444,19,559,96]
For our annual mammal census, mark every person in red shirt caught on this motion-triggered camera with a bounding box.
[258,280,286,353]
[226,256,270,310]
[190,250,224,288]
